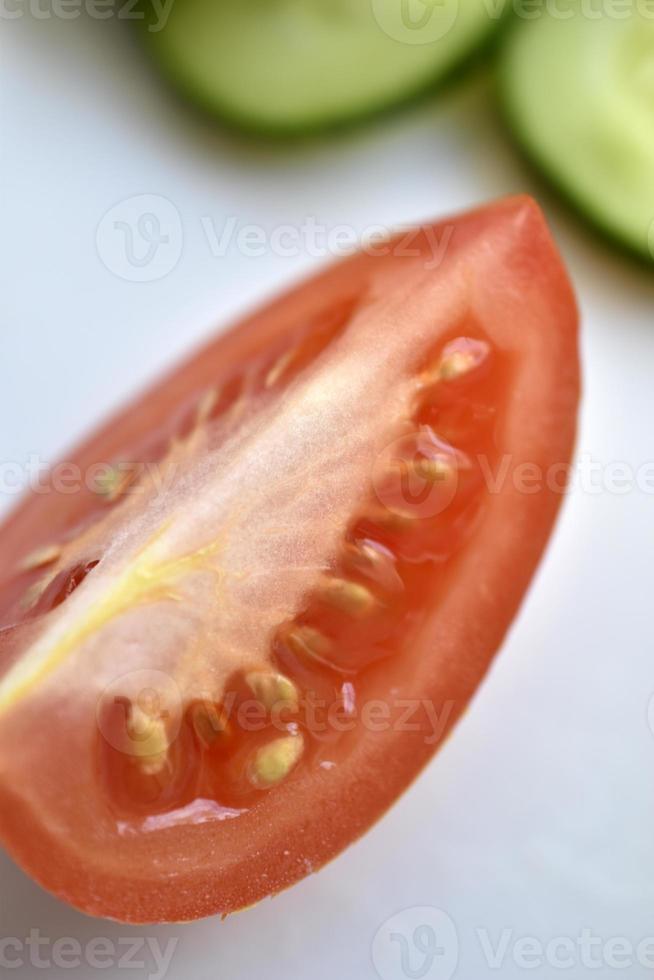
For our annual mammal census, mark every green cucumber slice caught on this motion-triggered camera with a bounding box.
[500,3,654,261]
[141,0,507,134]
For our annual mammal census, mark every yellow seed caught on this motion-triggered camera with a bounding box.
[429,339,490,383]
[387,455,453,487]
[320,578,376,617]
[345,541,404,594]
[418,339,490,389]
[368,505,417,530]
[437,349,479,381]
[265,349,296,388]
[173,388,220,453]
[127,705,169,775]
[249,734,304,789]
[195,387,219,425]
[245,671,299,711]
[286,626,334,664]
[19,579,49,611]
[346,540,384,576]
[413,457,453,484]
[18,544,62,573]
[92,464,136,502]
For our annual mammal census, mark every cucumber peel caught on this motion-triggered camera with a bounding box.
[500,2,654,262]
[140,0,508,135]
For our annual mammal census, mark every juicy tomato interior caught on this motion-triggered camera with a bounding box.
[0,197,579,923]
[0,325,506,818]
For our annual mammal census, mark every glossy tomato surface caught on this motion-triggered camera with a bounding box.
[0,197,579,923]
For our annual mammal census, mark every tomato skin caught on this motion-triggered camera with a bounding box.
[0,196,579,923]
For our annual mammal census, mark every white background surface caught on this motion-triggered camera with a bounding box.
[2,10,654,980]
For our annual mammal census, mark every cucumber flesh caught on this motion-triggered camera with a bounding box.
[500,4,654,260]
[142,0,506,134]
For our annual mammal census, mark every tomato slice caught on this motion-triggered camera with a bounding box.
[0,196,579,923]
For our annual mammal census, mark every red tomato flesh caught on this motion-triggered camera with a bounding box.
[0,197,579,922]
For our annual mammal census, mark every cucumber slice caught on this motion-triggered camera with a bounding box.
[500,3,654,261]
[141,0,506,134]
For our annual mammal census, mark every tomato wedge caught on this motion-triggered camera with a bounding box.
[0,196,579,923]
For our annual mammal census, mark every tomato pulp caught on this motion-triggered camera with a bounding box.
[0,197,579,922]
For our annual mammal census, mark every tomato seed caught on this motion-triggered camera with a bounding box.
[319,578,376,617]
[245,671,299,712]
[248,734,304,789]
[18,544,62,573]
